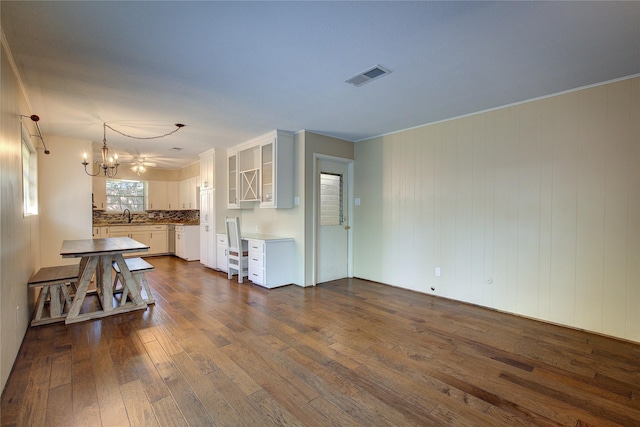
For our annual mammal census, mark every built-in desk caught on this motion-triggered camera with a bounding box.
[241,233,294,288]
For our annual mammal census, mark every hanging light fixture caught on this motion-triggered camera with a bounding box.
[131,159,146,175]
[82,122,185,177]
[82,123,119,177]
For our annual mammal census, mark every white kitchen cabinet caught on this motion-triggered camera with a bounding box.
[92,226,110,238]
[226,130,294,209]
[166,181,179,210]
[199,189,216,268]
[239,145,260,202]
[92,176,107,210]
[216,233,228,273]
[108,225,131,238]
[148,181,167,210]
[259,130,294,208]
[175,224,200,261]
[245,234,294,288]
[179,176,199,210]
[199,149,215,190]
[109,225,150,257]
[130,225,150,257]
[227,150,239,209]
[149,224,168,255]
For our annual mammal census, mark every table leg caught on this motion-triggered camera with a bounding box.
[66,256,98,320]
[99,255,114,310]
[113,255,145,305]
[49,285,62,317]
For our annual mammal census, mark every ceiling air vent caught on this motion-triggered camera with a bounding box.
[345,65,391,87]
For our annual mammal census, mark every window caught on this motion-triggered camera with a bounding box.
[106,179,146,212]
[22,125,38,216]
[320,172,343,226]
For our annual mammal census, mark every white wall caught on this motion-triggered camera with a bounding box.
[354,76,640,343]
[39,135,93,267]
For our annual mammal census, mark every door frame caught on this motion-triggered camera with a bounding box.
[312,153,354,285]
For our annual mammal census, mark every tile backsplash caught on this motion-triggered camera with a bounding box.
[93,210,200,225]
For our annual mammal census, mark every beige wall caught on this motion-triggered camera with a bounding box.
[353,76,640,342]
[1,39,41,390]
[237,133,306,285]
[39,135,93,267]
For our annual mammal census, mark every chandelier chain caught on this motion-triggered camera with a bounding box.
[104,123,184,140]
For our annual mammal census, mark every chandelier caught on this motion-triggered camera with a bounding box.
[82,122,185,177]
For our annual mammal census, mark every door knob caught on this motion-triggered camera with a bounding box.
[344,225,351,230]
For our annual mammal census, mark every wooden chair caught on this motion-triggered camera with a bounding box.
[225,216,248,283]
[112,257,155,304]
[28,264,79,326]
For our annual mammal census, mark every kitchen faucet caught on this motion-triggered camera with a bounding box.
[123,209,132,223]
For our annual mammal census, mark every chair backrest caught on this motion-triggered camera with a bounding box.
[225,217,242,252]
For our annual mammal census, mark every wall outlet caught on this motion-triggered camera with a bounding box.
[435,267,441,277]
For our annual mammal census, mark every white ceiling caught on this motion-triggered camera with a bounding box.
[2,1,639,169]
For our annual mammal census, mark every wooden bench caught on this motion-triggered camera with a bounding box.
[112,257,155,304]
[28,264,79,326]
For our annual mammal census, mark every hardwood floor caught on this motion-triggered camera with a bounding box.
[2,255,640,426]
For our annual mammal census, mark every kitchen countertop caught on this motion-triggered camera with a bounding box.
[93,221,199,226]
[241,232,294,242]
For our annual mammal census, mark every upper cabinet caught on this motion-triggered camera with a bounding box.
[227,130,294,209]
[92,176,106,210]
[239,145,260,202]
[179,176,199,210]
[147,181,167,210]
[166,181,179,210]
[227,150,239,209]
[199,149,215,190]
[260,131,293,208]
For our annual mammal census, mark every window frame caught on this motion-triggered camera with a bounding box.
[21,124,38,217]
[319,172,343,226]
[105,179,147,213]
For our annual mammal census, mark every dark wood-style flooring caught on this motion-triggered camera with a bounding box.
[2,255,640,426]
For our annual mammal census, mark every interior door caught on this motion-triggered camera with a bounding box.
[317,159,349,283]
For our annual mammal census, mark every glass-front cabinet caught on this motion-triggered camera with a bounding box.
[261,142,274,204]
[227,150,239,209]
[227,130,294,209]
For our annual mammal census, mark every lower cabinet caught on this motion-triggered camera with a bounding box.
[89,223,176,257]
[110,225,150,257]
[216,233,228,273]
[92,226,110,238]
[149,225,168,255]
[175,225,200,261]
[246,237,294,288]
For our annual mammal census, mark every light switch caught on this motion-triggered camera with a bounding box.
[294,196,300,205]
[355,198,361,206]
